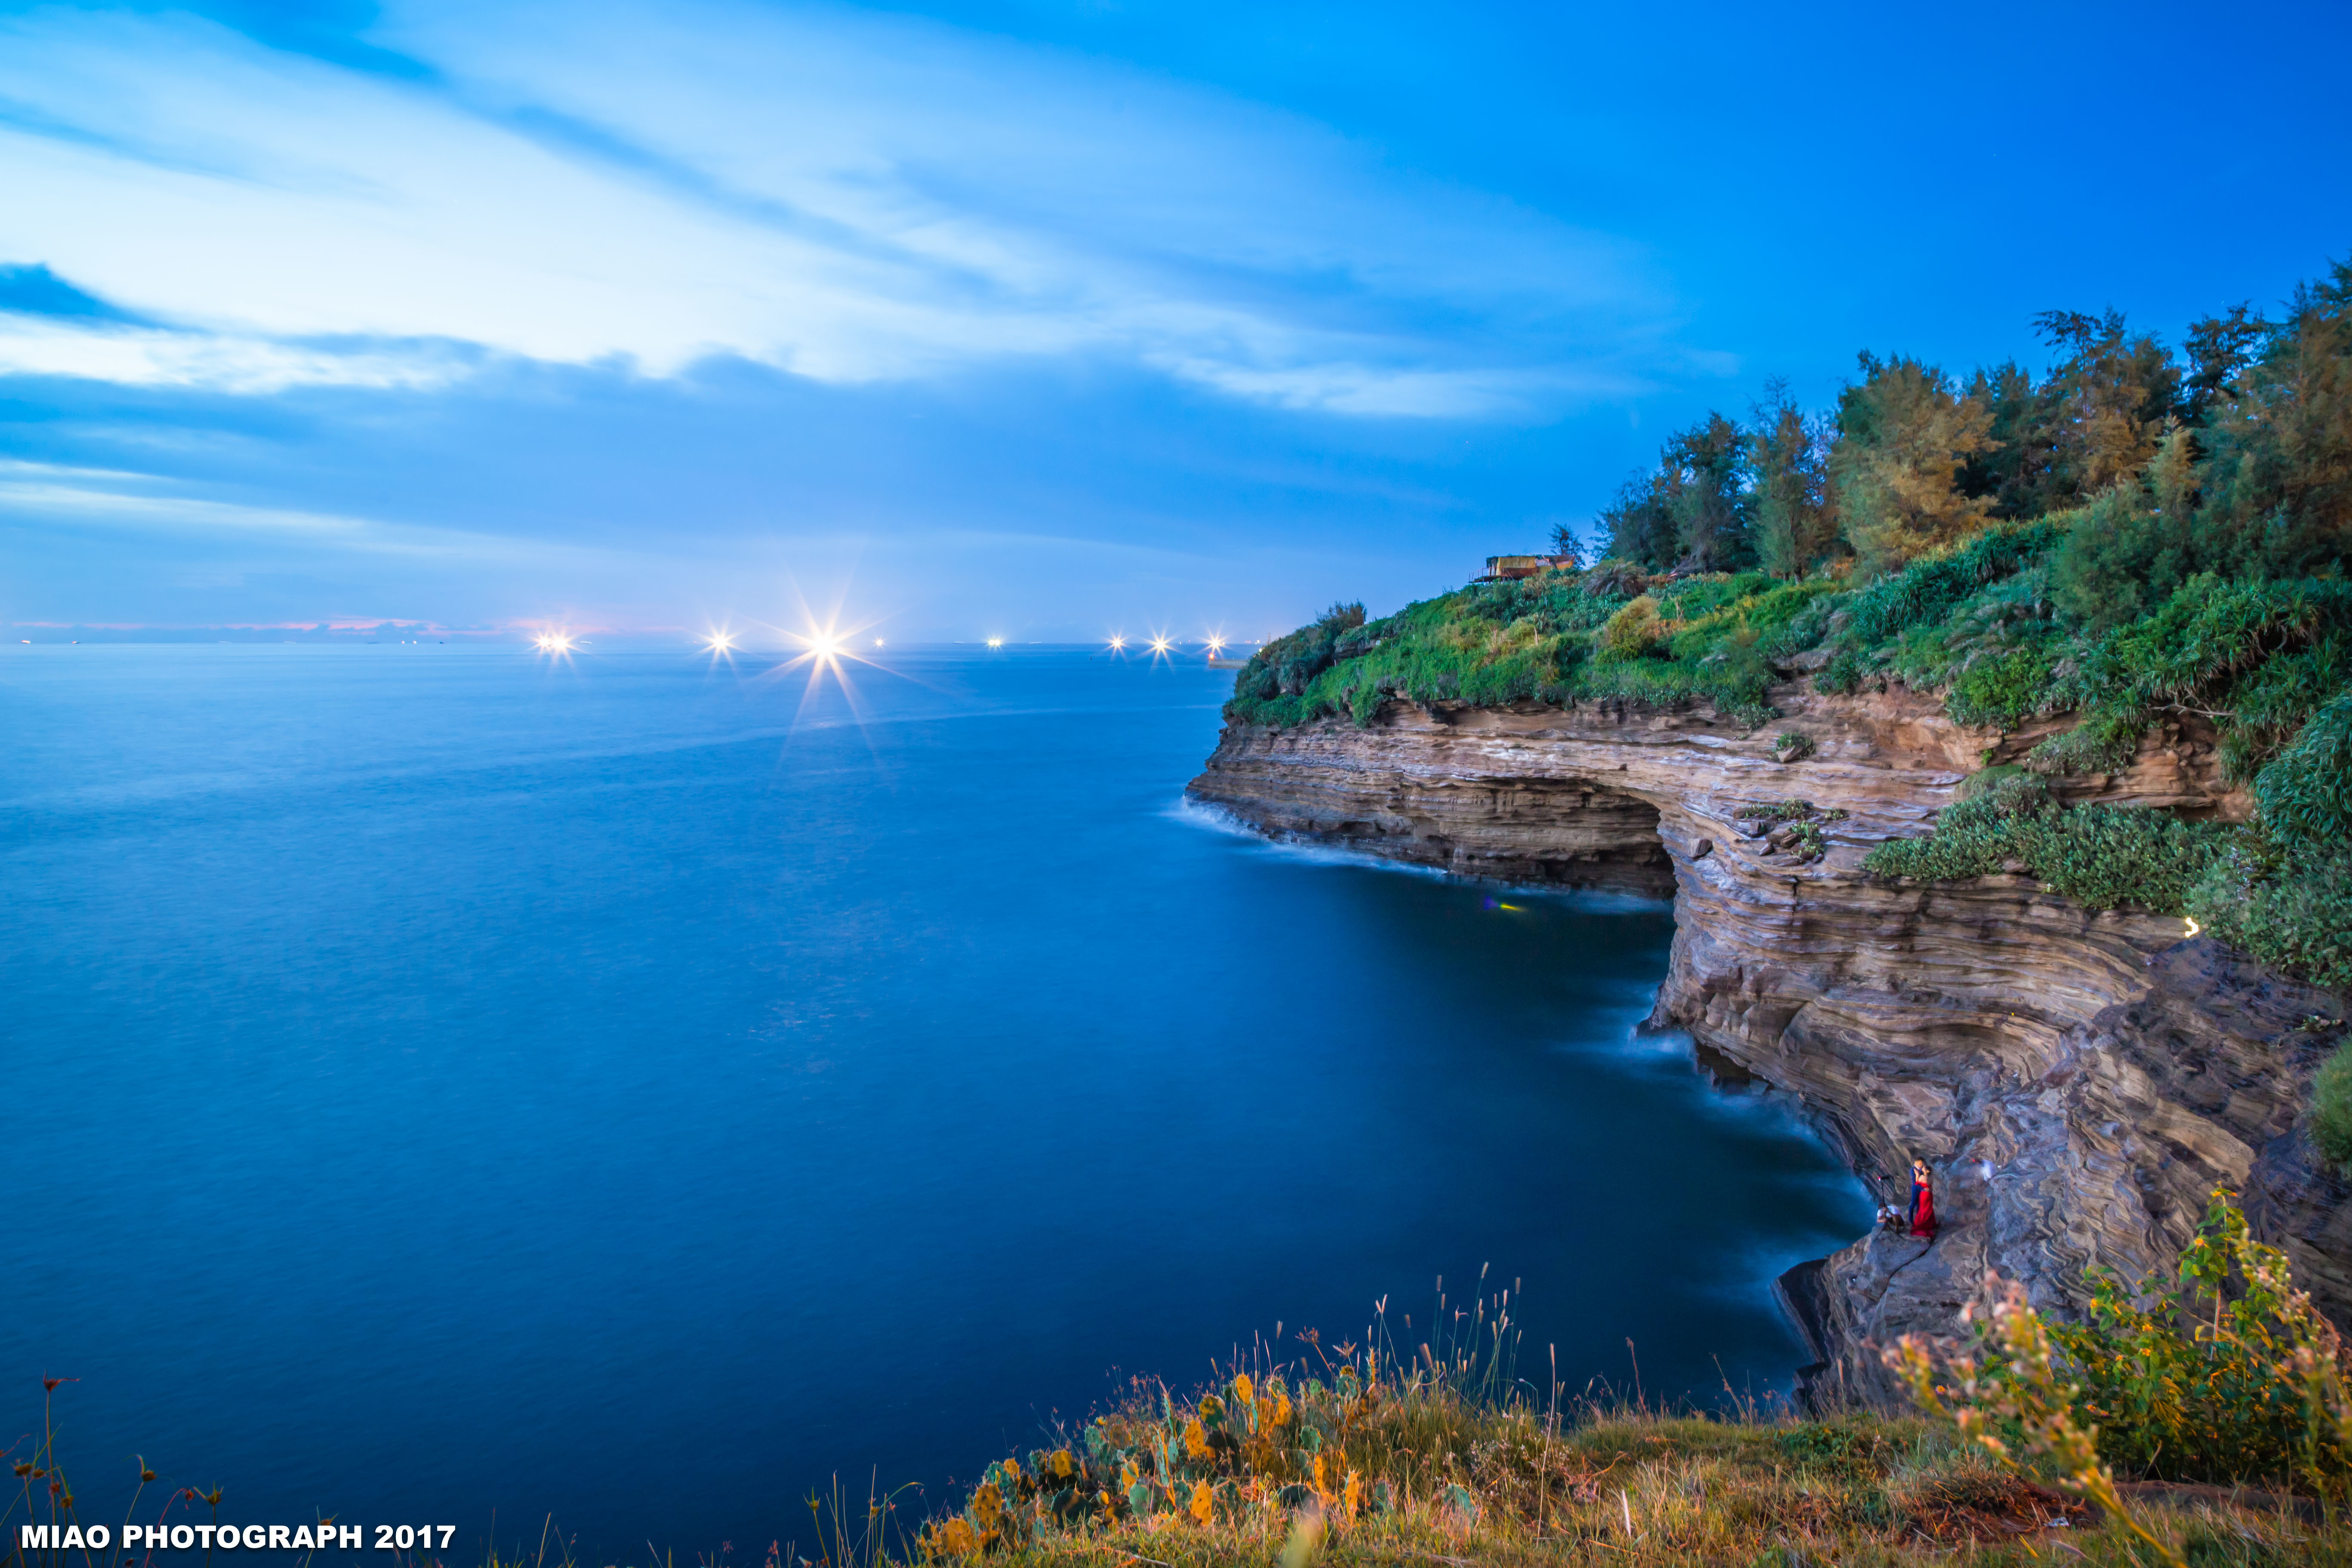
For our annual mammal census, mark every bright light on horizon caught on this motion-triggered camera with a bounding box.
[1108,635,1126,650]
[986,637,1003,648]
[534,631,575,653]
[1148,635,1171,655]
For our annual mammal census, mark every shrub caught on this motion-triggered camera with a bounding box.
[1945,645,2053,730]
[1887,1188,2352,1544]
[2188,835,2352,994]
[2028,709,2145,774]
[2254,690,2352,846]
[2047,486,2201,633]
[1864,774,2233,912]
[2313,1042,2352,1177]
[1840,521,2064,646]
[1813,647,1865,694]
[1598,595,1665,659]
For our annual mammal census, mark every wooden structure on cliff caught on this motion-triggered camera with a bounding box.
[1475,554,1577,582]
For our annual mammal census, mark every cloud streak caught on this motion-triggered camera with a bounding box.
[0,1,1675,415]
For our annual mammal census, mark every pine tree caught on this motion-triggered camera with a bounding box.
[1749,382,1837,578]
[2034,308,2179,497]
[1830,353,1997,577]
[1600,413,1754,572]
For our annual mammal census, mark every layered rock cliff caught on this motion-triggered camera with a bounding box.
[1186,684,2352,1405]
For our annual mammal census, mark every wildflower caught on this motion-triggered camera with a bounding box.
[922,1518,979,1561]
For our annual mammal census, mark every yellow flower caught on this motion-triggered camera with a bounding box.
[1188,1482,1214,1525]
[924,1519,979,1561]
[1184,1418,1209,1460]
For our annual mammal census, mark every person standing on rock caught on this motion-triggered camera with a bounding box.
[1909,1160,1938,1239]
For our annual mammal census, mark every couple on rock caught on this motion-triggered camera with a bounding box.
[1876,1160,1937,1240]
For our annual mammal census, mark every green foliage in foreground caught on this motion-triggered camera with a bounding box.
[1890,1190,2352,1568]
[891,1196,2352,1568]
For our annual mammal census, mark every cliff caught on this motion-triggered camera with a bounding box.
[1186,684,2352,1405]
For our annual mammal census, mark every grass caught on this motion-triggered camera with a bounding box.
[894,1223,2352,1568]
[1862,771,2235,913]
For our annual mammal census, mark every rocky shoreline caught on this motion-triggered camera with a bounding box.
[1186,684,2352,1404]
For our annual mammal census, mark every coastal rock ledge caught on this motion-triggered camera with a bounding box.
[1185,686,2352,1407]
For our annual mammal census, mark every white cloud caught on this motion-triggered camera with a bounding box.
[0,459,599,563]
[0,315,471,391]
[0,2,1674,413]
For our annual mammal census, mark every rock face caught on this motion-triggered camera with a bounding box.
[1186,685,2352,1404]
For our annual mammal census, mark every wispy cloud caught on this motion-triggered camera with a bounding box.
[0,1,1676,415]
[0,459,604,563]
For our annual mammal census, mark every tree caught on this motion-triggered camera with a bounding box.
[1546,522,1587,569]
[1831,353,1997,577]
[1601,413,1754,573]
[1665,412,1754,571]
[2181,302,2267,427]
[1960,360,2063,520]
[2033,308,2179,497]
[2195,259,2352,579]
[1749,380,1838,578]
[1600,473,1677,570]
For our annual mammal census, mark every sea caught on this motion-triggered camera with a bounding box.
[1,643,1872,1559]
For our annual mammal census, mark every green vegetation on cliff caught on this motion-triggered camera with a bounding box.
[1225,259,2352,1007]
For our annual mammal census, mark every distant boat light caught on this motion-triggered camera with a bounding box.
[986,637,1003,648]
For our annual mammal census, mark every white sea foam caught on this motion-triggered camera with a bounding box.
[1164,793,1675,912]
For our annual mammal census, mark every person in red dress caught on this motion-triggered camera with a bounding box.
[1909,1159,1938,1238]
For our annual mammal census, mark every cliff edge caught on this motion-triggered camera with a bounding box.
[1187,684,2352,1405]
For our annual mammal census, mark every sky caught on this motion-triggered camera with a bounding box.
[1,0,2347,641]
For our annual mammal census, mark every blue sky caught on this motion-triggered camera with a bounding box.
[2,0,2346,640]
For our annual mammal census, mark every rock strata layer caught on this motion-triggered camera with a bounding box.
[1186,687,2352,1403]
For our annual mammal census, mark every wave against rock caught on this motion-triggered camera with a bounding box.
[1187,686,2352,1405]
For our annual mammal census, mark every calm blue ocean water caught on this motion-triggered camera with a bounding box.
[2,645,1869,1558]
